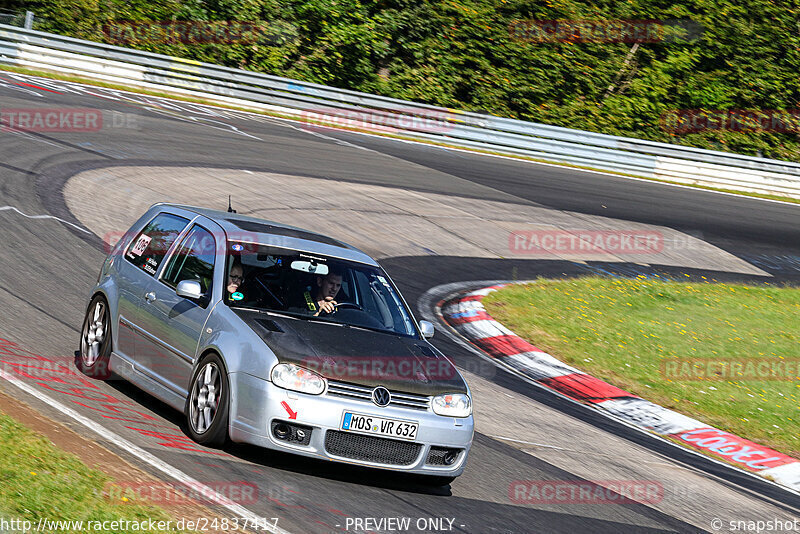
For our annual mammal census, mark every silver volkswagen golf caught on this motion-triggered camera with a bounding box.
[80,203,473,484]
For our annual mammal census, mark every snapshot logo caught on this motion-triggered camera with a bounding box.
[101,20,296,46]
[661,358,800,381]
[509,230,664,256]
[661,109,800,134]
[301,356,457,382]
[509,480,663,504]
[508,19,703,44]
[103,480,258,505]
[300,107,455,134]
[0,108,102,132]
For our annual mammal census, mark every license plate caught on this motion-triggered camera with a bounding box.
[341,412,418,441]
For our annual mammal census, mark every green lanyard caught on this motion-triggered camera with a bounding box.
[304,291,316,311]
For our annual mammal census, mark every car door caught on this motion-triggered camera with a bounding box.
[136,222,218,396]
[115,211,191,362]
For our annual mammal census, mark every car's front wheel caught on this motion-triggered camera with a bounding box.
[185,353,230,447]
[77,295,112,380]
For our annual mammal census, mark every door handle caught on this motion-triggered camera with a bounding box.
[144,292,156,303]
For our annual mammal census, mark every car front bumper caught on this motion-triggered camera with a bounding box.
[228,372,474,476]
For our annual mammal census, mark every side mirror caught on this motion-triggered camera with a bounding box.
[419,320,435,339]
[176,280,203,300]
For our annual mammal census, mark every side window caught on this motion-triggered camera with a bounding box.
[161,225,216,299]
[125,213,189,276]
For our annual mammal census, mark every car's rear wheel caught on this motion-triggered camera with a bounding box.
[77,295,112,380]
[186,353,229,447]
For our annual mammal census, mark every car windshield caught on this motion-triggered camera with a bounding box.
[224,242,418,337]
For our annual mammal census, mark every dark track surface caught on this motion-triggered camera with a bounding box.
[0,73,798,534]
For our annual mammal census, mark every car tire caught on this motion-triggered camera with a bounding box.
[185,352,230,447]
[77,295,113,380]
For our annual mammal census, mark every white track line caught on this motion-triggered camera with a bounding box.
[0,205,91,234]
[0,368,293,534]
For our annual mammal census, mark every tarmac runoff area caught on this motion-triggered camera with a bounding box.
[57,165,800,530]
[66,166,768,275]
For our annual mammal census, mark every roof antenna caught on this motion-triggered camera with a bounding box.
[227,195,236,213]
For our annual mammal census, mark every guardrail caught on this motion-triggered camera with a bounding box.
[1,23,799,198]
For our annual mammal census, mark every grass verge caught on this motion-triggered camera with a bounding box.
[0,63,797,205]
[482,277,800,457]
[0,409,189,533]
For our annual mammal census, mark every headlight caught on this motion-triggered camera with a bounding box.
[271,363,325,395]
[432,393,471,417]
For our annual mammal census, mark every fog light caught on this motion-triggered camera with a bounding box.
[271,421,313,445]
[273,422,290,440]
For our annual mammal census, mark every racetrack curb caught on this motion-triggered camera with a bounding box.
[438,284,800,492]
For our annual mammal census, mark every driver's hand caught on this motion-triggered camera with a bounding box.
[314,297,337,316]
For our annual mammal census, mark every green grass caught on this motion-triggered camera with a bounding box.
[482,277,800,457]
[1,63,797,206]
[0,411,188,533]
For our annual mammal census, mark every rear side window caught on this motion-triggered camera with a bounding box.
[161,225,216,298]
[125,213,189,276]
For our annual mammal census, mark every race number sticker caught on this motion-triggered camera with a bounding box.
[129,234,151,257]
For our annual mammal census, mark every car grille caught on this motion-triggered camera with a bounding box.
[326,380,430,411]
[325,430,422,466]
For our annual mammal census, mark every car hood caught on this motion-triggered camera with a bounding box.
[234,309,467,396]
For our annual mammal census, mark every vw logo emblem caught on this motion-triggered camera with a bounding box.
[372,386,391,407]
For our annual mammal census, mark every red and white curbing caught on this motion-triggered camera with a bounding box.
[440,284,800,492]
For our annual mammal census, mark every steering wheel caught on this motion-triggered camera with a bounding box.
[334,302,363,311]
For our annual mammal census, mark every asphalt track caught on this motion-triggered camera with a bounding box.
[0,72,799,534]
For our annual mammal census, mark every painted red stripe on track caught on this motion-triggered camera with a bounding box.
[540,373,635,402]
[473,334,539,357]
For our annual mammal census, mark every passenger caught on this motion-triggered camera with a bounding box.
[226,260,245,301]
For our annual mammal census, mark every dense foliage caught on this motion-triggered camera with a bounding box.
[8,0,800,161]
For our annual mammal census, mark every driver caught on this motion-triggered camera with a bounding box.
[304,270,343,316]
